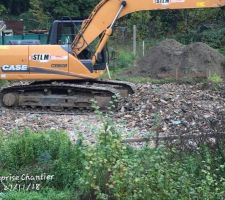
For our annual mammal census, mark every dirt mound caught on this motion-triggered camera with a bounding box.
[125,39,225,79]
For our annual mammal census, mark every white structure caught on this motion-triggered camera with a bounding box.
[0,21,6,36]
[0,21,13,36]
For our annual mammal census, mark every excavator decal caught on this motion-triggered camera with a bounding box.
[154,0,170,4]
[30,54,68,62]
[1,65,29,72]
[32,54,50,62]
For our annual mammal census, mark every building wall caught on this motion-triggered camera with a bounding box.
[5,20,24,35]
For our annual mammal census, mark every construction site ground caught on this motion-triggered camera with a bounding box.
[1,82,224,144]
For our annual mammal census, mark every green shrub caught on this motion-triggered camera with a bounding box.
[78,119,128,199]
[0,80,8,87]
[0,130,71,171]
[219,47,225,56]
[208,73,223,84]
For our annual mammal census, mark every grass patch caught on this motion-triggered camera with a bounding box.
[105,70,209,84]
[116,50,135,69]
[1,189,71,200]
[208,73,223,84]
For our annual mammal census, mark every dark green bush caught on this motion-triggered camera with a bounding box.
[175,27,225,49]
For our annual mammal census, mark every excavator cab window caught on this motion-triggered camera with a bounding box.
[47,20,82,45]
[57,22,78,44]
[47,19,106,68]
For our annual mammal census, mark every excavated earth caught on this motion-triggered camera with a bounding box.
[123,39,225,79]
[0,83,225,144]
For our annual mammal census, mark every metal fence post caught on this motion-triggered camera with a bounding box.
[2,33,4,45]
[133,25,136,56]
[142,40,145,57]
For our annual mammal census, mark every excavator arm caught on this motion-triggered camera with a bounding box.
[72,0,225,58]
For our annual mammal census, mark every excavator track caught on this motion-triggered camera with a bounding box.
[30,79,135,97]
[0,80,135,112]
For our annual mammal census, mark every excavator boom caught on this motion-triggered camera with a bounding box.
[72,0,225,55]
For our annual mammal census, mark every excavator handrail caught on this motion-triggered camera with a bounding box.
[72,0,225,56]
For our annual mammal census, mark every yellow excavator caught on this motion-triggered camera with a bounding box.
[0,0,224,110]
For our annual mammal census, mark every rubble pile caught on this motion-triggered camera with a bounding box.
[115,83,225,136]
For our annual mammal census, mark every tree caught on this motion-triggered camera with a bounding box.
[126,11,152,40]
[20,0,49,30]
[30,0,49,27]
[42,0,98,19]
[1,0,29,15]
[0,4,6,15]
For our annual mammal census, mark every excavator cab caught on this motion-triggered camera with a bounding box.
[47,19,106,70]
